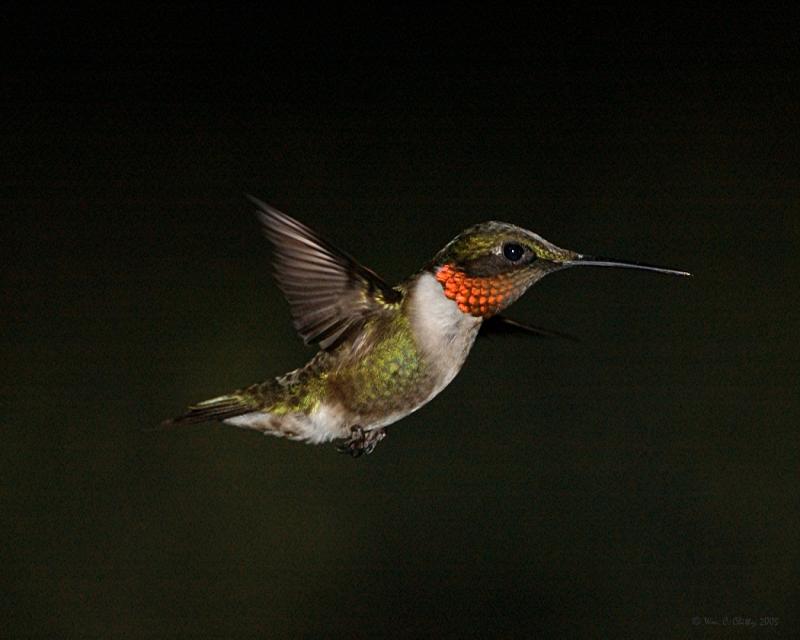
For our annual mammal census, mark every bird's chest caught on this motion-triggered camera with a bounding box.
[329,274,481,425]
[408,272,482,394]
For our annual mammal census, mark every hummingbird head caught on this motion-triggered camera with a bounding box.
[432,221,690,318]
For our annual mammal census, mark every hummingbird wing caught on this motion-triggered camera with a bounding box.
[250,196,403,350]
[479,315,579,342]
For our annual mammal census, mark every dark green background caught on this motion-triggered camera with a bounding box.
[3,9,798,638]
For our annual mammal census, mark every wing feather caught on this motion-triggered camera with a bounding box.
[249,196,403,350]
[479,315,579,342]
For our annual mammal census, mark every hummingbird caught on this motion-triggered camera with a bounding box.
[165,197,690,456]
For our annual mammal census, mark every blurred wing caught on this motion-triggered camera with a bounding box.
[250,196,403,350]
[479,315,579,342]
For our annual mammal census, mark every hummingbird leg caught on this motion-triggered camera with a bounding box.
[336,425,387,457]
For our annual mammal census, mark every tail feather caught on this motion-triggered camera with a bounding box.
[162,394,258,427]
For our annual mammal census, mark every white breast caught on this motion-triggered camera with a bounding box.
[409,272,482,399]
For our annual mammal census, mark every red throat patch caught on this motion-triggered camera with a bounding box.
[435,263,514,317]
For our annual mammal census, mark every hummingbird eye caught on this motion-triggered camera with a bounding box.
[503,242,525,262]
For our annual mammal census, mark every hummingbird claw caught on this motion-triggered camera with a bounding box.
[336,426,387,457]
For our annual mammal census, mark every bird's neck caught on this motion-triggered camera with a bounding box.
[434,262,513,318]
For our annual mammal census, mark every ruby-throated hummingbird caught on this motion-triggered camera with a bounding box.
[165,197,690,456]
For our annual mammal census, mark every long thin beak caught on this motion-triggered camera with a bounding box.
[562,254,691,277]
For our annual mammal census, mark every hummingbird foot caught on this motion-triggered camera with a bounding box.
[336,426,387,457]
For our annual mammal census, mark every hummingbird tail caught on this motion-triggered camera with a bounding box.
[161,394,257,427]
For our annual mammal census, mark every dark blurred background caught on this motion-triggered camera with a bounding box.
[2,7,798,638]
